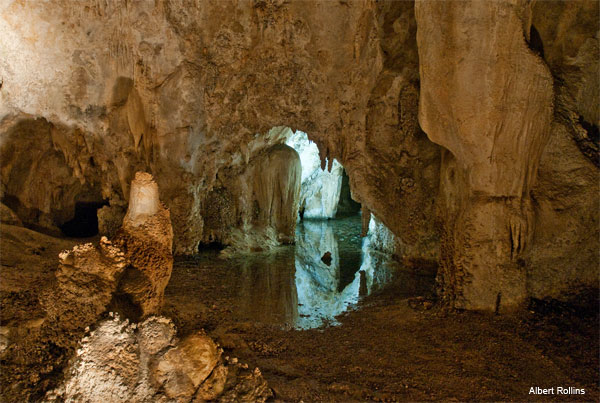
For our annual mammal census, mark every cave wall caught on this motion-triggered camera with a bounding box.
[1,0,598,308]
[201,140,301,253]
[1,0,436,257]
[526,0,599,299]
[415,0,598,310]
[286,130,344,220]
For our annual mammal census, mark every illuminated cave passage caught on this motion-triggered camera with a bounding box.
[171,129,431,329]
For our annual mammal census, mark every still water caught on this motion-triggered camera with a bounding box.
[171,216,429,330]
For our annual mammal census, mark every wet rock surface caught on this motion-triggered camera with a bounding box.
[163,258,599,402]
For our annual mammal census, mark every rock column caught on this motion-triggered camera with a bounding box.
[415,0,554,310]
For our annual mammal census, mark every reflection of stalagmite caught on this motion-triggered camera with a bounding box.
[359,215,395,295]
[235,252,299,326]
[112,172,174,317]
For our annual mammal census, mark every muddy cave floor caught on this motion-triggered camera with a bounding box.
[0,222,599,402]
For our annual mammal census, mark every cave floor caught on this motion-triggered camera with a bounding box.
[1,222,598,402]
[164,255,599,402]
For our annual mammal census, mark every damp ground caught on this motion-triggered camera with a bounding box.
[1,221,598,401]
[163,217,600,402]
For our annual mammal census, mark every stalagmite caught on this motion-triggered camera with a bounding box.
[122,172,160,226]
[112,172,174,317]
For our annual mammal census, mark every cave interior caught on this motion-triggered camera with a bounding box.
[0,0,598,401]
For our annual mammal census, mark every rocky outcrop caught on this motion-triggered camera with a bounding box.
[47,316,272,403]
[203,141,302,254]
[43,238,128,332]
[416,0,555,310]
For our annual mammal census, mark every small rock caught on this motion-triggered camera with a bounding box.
[321,251,332,266]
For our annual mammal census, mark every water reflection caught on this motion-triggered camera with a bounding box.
[228,216,398,329]
[170,216,419,330]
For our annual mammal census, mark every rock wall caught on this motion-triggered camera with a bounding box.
[526,0,599,299]
[202,141,301,254]
[415,0,598,310]
[0,0,438,259]
[0,0,597,308]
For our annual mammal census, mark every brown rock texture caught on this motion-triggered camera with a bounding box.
[202,140,302,254]
[112,172,174,317]
[416,0,555,310]
[46,316,272,403]
[44,238,128,332]
[0,0,597,309]
[0,202,21,226]
[152,332,220,399]
[526,0,600,299]
[0,0,438,260]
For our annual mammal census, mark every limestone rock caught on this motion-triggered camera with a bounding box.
[43,237,127,332]
[112,172,174,317]
[0,0,597,309]
[526,121,599,299]
[47,316,270,403]
[152,332,220,400]
[416,0,554,310]
[286,130,344,219]
[195,364,228,401]
[56,318,140,403]
[97,204,126,238]
[0,203,22,226]
[205,141,302,254]
[137,316,178,355]
[0,0,436,261]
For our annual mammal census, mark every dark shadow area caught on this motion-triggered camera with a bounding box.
[198,241,227,252]
[59,201,107,238]
[578,115,599,144]
[107,292,143,323]
[335,170,361,218]
[528,24,545,58]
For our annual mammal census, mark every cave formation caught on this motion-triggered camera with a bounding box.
[0,0,598,401]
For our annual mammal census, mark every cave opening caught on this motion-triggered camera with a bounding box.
[59,201,107,238]
[285,130,361,222]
